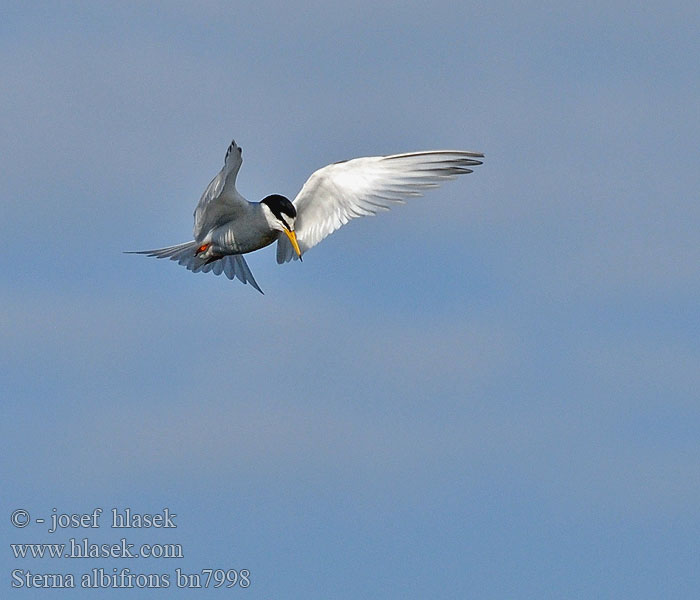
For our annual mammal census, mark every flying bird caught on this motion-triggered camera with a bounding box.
[128,139,483,293]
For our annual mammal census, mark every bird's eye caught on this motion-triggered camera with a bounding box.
[197,243,209,254]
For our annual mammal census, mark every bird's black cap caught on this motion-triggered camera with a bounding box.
[261,194,297,222]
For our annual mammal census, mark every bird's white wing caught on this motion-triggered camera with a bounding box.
[193,139,247,241]
[276,150,483,263]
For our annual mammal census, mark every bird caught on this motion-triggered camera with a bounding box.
[128,139,483,293]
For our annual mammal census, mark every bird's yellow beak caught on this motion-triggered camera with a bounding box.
[284,229,302,259]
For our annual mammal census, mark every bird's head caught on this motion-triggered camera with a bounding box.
[261,194,302,258]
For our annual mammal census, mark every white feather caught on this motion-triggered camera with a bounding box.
[277,150,483,262]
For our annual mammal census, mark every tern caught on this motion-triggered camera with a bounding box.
[129,139,483,293]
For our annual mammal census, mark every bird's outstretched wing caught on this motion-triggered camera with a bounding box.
[193,139,247,241]
[276,150,484,263]
[126,241,264,294]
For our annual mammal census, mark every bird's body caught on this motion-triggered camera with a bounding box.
[129,139,483,293]
[205,202,278,255]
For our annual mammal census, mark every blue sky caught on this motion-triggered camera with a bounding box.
[2,1,699,598]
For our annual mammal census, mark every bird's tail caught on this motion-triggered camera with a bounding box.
[126,240,198,262]
[125,242,263,293]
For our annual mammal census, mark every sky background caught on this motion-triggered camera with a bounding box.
[1,1,699,598]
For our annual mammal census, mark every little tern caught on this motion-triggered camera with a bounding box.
[129,139,483,293]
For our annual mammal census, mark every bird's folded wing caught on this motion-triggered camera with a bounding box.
[277,150,483,263]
